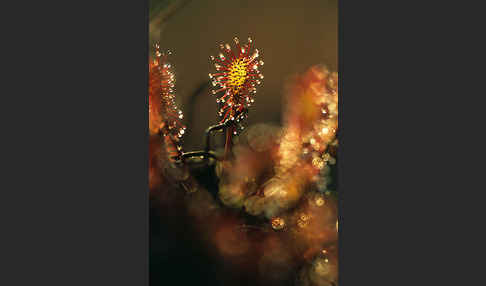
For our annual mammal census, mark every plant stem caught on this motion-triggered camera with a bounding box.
[179,150,219,161]
[204,122,227,152]
[224,125,234,160]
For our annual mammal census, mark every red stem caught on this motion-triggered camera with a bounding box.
[224,125,234,160]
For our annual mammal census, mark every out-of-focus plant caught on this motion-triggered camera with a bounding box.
[149,0,192,55]
[149,45,186,161]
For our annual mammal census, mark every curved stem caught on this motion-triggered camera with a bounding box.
[173,110,248,164]
[204,122,227,152]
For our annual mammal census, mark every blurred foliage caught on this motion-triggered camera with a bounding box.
[149,0,175,20]
[149,0,191,54]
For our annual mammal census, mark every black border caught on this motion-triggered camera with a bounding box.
[337,0,344,283]
[3,1,149,285]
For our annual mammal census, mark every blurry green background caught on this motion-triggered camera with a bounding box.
[149,0,338,151]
